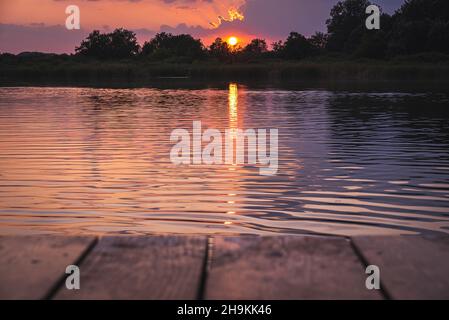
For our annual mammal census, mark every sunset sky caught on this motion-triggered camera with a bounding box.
[0,0,404,54]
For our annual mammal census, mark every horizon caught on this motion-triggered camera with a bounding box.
[0,0,404,54]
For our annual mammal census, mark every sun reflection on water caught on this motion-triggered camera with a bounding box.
[227,83,239,219]
[228,83,238,127]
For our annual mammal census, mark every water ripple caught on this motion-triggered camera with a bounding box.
[0,86,449,236]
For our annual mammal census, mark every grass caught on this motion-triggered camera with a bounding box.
[2,54,449,84]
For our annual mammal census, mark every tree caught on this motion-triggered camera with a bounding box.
[141,32,205,61]
[109,28,139,58]
[271,41,284,53]
[427,20,449,53]
[309,32,328,51]
[397,0,449,21]
[326,0,371,52]
[243,39,268,56]
[281,32,314,59]
[208,38,231,61]
[75,30,111,59]
[388,0,449,55]
[75,29,139,59]
[355,30,389,59]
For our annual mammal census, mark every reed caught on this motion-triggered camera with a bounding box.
[1,56,449,83]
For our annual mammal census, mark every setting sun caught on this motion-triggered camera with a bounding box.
[227,36,239,46]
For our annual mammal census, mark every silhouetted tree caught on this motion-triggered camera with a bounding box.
[76,29,139,59]
[208,38,231,61]
[243,39,268,56]
[427,20,449,53]
[69,0,449,63]
[109,28,140,58]
[326,0,371,52]
[354,31,388,58]
[309,32,328,52]
[141,32,205,61]
[76,30,111,59]
[141,32,168,55]
[354,12,393,59]
[278,32,315,59]
[388,0,449,55]
[271,40,284,57]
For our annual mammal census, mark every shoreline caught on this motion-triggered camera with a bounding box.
[2,60,449,85]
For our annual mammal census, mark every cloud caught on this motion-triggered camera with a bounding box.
[235,0,403,38]
[0,22,159,54]
[159,23,209,37]
[154,0,405,43]
[0,23,88,54]
[1,0,405,53]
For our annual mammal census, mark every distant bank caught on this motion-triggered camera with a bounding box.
[1,54,449,84]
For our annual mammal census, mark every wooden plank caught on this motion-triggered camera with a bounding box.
[0,236,95,300]
[205,236,381,300]
[55,236,206,300]
[352,235,449,300]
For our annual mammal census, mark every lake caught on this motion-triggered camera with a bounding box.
[1,83,449,236]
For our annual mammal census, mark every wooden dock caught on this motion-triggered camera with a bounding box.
[1,234,448,300]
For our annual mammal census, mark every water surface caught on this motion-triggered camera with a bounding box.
[1,84,449,236]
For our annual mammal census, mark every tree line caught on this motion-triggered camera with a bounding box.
[7,0,449,62]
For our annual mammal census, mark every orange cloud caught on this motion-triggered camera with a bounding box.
[0,0,247,30]
[209,7,245,28]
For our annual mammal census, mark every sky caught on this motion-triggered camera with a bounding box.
[0,0,405,54]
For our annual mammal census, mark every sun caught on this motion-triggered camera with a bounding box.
[227,36,239,46]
